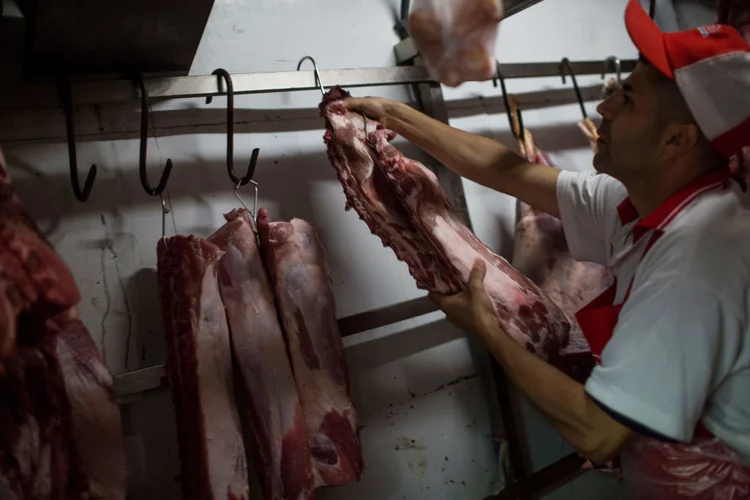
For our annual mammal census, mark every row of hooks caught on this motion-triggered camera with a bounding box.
[62,52,622,203]
[493,54,624,140]
[61,68,262,203]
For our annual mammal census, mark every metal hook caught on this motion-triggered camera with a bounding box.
[492,62,522,140]
[60,76,97,201]
[234,179,259,220]
[206,68,260,186]
[648,0,656,19]
[296,56,326,95]
[159,191,177,239]
[601,56,622,84]
[160,193,169,239]
[560,57,588,120]
[136,73,173,196]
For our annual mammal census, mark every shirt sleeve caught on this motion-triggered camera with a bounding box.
[556,171,625,266]
[584,273,740,442]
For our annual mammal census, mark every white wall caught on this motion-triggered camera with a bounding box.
[2,0,636,498]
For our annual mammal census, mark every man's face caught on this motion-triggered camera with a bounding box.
[593,63,665,179]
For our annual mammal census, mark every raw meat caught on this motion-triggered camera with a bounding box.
[257,208,363,488]
[320,86,573,362]
[56,316,128,499]
[157,235,249,500]
[0,333,88,500]
[208,209,315,500]
[408,0,502,87]
[0,148,125,499]
[511,129,610,381]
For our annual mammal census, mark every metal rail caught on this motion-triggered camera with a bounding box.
[489,453,588,500]
[0,60,635,111]
[0,67,432,109]
[114,295,440,400]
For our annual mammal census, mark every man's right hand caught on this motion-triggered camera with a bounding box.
[344,97,393,126]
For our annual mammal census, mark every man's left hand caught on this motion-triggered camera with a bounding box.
[429,260,499,336]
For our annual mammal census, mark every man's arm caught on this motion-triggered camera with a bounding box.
[430,263,632,463]
[482,321,632,463]
[346,97,562,218]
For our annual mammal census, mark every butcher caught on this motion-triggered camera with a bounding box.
[347,0,750,497]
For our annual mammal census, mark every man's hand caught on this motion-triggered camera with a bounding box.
[344,97,393,126]
[429,260,499,337]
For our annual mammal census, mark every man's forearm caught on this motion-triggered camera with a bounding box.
[382,101,528,192]
[478,324,631,463]
[380,101,561,218]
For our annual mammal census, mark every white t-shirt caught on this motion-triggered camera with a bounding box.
[556,170,750,464]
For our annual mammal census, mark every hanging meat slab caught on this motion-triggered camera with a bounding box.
[0,149,125,499]
[408,0,503,87]
[157,235,249,500]
[55,316,128,499]
[320,86,574,363]
[208,209,315,500]
[257,208,363,488]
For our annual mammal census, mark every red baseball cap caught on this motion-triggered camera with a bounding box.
[624,0,750,157]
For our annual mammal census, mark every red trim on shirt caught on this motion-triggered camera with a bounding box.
[615,169,732,243]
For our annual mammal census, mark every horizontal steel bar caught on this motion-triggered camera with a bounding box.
[114,295,439,400]
[0,82,609,145]
[396,40,635,76]
[1,59,634,111]
[0,67,434,109]
[490,453,587,499]
[114,365,165,400]
[338,295,438,337]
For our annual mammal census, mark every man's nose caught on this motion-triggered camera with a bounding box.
[596,94,618,120]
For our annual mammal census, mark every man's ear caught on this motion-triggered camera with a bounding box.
[661,122,700,160]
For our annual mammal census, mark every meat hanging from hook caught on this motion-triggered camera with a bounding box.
[206,68,259,186]
[59,75,97,201]
[559,57,588,121]
[136,73,173,196]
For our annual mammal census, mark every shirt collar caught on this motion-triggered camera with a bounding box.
[616,168,732,243]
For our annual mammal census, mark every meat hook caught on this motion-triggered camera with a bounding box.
[602,56,622,84]
[234,178,259,222]
[297,56,326,95]
[492,62,523,140]
[159,192,176,239]
[205,68,260,186]
[559,57,588,120]
[136,73,173,196]
[60,75,97,201]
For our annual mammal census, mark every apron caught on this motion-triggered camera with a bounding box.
[574,169,750,499]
